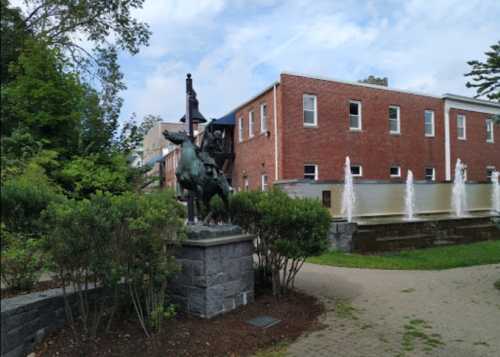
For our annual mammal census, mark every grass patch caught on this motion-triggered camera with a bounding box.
[334,300,359,320]
[401,319,444,353]
[308,241,500,270]
[400,288,416,293]
[253,342,289,357]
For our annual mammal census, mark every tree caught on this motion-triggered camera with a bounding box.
[117,114,163,154]
[16,0,150,72]
[0,0,31,84]
[465,41,500,102]
[1,39,85,157]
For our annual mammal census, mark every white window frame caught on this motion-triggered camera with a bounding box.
[244,177,249,191]
[351,165,363,177]
[261,174,268,191]
[424,110,435,137]
[389,105,400,134]
[425,167,436,181]
[260,103,268,133]
[457,114,466,140]
[238,117,243,142]
[349,100,362,131]
[248,111,255,138]
[390,165,401,178]
[303,94,317,127]
[486,119,494,143]
[304,164,318,180]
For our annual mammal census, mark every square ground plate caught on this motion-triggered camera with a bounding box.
[246,315,281,329]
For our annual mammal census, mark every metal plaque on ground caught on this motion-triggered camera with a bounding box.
[246,316,281,329]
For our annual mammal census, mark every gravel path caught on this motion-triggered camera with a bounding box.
[287,263,500,357]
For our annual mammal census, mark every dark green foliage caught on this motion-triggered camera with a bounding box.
[1,39,85,156]
[0,0,31,84]
[465,41,500,103]
[1,161,62,235]
[1,225,44,291]
[230,189,331,295]
[43,190,186,337]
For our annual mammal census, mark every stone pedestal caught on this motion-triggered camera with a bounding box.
[170,224,254,318]
[329,220,358,252]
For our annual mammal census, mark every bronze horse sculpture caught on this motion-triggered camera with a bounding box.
[163,129,230,223]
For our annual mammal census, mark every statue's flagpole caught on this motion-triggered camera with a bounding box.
[186,73,195,224]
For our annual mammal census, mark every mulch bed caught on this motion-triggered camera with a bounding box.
[33,290,325,357]
[1,280,62,299]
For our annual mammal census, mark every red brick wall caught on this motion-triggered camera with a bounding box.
[449,108,500,181]
[279,73,446,181]
[232,87,278,191]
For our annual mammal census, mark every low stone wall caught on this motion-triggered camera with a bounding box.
[1,287,69,357]
[170,225,255,318]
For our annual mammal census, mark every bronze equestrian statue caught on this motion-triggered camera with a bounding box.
[163,122,230,224]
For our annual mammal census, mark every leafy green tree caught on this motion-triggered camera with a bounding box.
[59,154,140,198]
[465,41,500,103]
[1,39,85,156]
[0,0,31,84]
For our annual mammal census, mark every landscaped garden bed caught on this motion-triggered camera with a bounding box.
[33,290,324,357]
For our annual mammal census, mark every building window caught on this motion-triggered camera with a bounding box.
[351,165,363,177]
[349,100,362,130]
[249,111,255,138]
[304,164,318,180]
[244,177,249,191]
[322,190,331,208]
[389,106,400,134]
[303,94,317,126]
[486,119,494,143]
[238,117,243,142]
[486,166,496,180]
[390,166,401,178]
[260,103,268,133]
[424,110,435,137]
[457,114,466,140]
[261,174,268,191]
[425,167,435,181]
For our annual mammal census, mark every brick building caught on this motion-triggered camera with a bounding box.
[160,72,500,193]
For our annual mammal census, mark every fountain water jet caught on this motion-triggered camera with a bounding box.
[492,171,499,213]
[341,156,355,222]
[405,170,415,220]
[452,158,467,217]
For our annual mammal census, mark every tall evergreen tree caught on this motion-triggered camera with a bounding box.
[465,41,500,102]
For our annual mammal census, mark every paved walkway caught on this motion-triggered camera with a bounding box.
[287,263,500,357]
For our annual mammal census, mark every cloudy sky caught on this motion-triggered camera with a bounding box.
[12,0,500,123]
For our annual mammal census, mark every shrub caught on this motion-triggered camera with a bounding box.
[230,189,331,296]
[110,190,185,336]
[1,225,44,291]
[1,162,62,235]
[43,190,185,338]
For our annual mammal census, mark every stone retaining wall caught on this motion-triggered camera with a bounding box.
[1,287,71,357]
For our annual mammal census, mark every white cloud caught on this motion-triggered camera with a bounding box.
[121,0,500,122]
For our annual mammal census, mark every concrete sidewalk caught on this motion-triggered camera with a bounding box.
[287,263,500,357]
